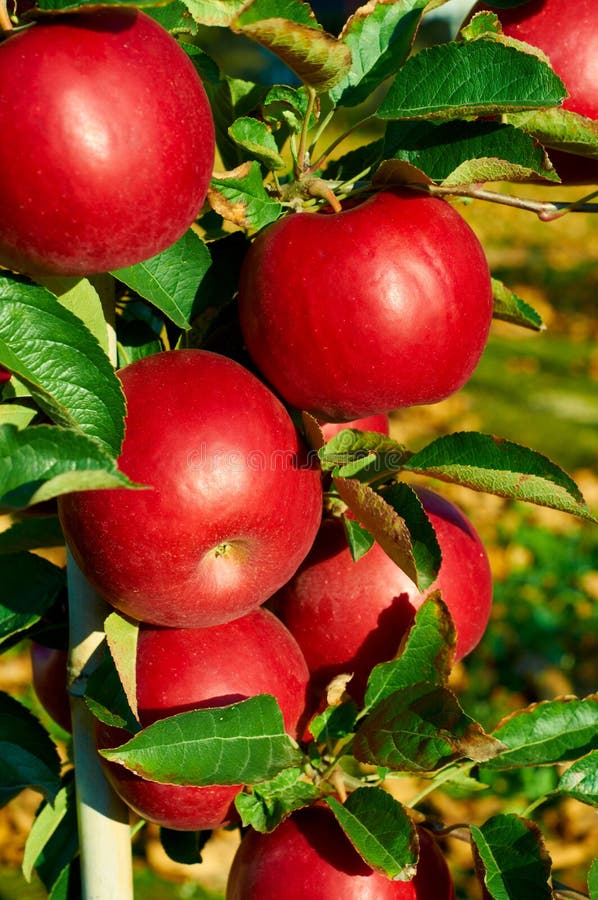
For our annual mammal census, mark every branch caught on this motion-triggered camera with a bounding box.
[422,183,598,219]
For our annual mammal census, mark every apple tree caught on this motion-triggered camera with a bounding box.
[0,0,597,898]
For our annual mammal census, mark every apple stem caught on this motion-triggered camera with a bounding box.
[306,177,342,212]
[422,182,598,218]
[295,86,317,177]
[0,0,13,31]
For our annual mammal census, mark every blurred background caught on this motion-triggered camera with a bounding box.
[1,1,596,896]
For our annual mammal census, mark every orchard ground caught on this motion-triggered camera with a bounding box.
[0,183,597,898]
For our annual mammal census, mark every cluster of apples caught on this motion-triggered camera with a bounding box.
[10,6,504,897]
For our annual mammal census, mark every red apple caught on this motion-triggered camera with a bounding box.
[96,608,310,831]
[320,414,390,442]
[471,0,598,184]
[227,806,455,899]
[273,487,493,703]
[0,367,10,384]
[238,190,493,421]
[473,0,597,120]
[0,8,215,275]
[58,349,323,628]
[30,643,72,733]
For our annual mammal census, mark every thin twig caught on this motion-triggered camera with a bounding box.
[421,182,598,218]
[296,86,317,177]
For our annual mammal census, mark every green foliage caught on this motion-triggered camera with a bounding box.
[1,1,597,897]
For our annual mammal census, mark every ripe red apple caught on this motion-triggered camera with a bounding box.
[58,349,323,628]
[227,806,455,898]
[0,8,215,276]
[320,414,390,442]
[30,643,72,733]
[471,0,598,183]
[273,487,493,703]
[96,608,310,831]
[238,190,493,421]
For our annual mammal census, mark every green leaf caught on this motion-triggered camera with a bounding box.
[364,596,456,711]
[320,429,406,481]
[0,692,62,805]
[491,278,544,332]
[263,85,314,134]
[589,858,598,900]
[234,10,352,93]
[377,481,441,590]
[209,162,282,230]
[146,1,198,33]
[486,696,598,769]
[237,0,317,28]
[330,0,432,108]
[0,424,139,511]
[104,611,139,724]
[377,40,566,120]
[183,0,246,26]
[33,777,79,894]
[36,274,112,356]
[308,700,357,744]
[506,107,598,158]
[0,402,37,430]
[333,477,418,583]
[403,432,596,523]
[0,273,125,454]
[47,861,81,900]
[113,230,212,331]
[383,119,558,183]
[327,788,418,879]
[0,516,64,554]
[355,683,504,772]
[555,752,598,808]
[471,814,552,900]
[343,516,375,562]
[235,767,320,832]
[0,552,66,647]
[228,117,286,169]
[159,828,209,865]
[84,644,139,734]
[23,781,71,882]
[100,695,303,786]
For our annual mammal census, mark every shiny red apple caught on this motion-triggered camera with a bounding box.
[97,608,309,831]
[30,643,72,733]
[58,350,323,628]
[472,0,598,183]
[0,8,215,275]
[238,190,493,421]
[320,414,390,442]
[227,806,455,899]
[273,487,493,703]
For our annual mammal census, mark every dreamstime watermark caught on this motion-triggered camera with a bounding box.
[186,443,405,473]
